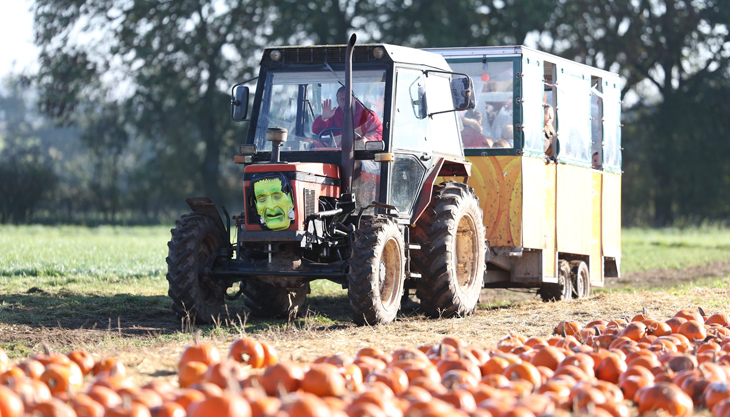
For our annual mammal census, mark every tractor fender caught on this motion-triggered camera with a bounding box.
[185,197,229,242]
[410,157,472,225]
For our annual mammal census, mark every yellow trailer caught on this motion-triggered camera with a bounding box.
[427,46,622,300]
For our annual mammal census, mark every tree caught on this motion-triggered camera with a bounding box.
[33,0,271,202]
[0,76,58,223]
[541,0,730,225]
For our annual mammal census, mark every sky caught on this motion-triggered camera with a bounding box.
[0,0,39,77]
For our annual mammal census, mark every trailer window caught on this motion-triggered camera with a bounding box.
[447,60,515,149]
[556,69,591,164]
[603,82,622,169]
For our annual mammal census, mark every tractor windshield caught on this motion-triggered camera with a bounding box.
[253,69,387,151]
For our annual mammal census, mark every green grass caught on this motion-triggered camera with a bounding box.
[622,225,730,272]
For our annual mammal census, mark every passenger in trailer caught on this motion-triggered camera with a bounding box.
[543,103,557,156]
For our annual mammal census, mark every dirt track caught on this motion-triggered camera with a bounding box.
[3,262,729,386]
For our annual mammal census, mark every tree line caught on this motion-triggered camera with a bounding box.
[1,0,728,226]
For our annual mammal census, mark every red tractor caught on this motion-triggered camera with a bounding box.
[166,36,486,325]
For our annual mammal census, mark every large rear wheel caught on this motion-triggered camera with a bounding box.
[347,218,406,326]
[166,214,227,323]
[538,259,572,302]
[412,182,486,318]
[243,280,309,319]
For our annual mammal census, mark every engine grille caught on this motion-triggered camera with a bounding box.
[304,188,316,219]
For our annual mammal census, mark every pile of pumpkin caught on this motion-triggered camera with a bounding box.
[1,309,730,417]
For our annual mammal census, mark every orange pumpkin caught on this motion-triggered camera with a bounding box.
[674,309,704,323]
[67,350,95,376]
[150,401,186,417]
[678,320,707,341]
[40,362,84,395]
[188,393,251,417]
[259,361,306,396]
[179,340,221,367]
[229,337,265,368]
[636,382,693,417]
[595,354,626,383]
[18,359,45,380]
[300,363,347,397]
[178,361,208,388]
[205,360,248,389]
[70,393,105,417]
[530,346,565,371]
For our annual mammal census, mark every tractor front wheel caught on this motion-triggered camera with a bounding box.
[412,182,486,318]
[166,214,227,323]
[347,218,406,326]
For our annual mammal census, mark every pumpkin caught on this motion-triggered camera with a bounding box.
[86,385,123,408]
[229,338,265,368]
[0,385,25,417]
[178,361,208,388]
[300,363,347,397]
[530,346,565,371]
[40,362,84,395]
[70,393,105,417]
[26,398,76,417]
[150,402,186,417]
[205,360,248,389]
[188,393,251,417]
[674,309,704,323]
[636,382,693,417]
[259,361,306,396]
[179,333,221,367]
[67,350,96,376]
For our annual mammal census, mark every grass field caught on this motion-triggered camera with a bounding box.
[1,224,729,360]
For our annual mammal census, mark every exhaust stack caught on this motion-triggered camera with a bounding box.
[340,34,356,196]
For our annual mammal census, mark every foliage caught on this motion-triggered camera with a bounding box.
[0,0,726,225]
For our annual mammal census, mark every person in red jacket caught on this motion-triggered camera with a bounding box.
[311,87,383,148]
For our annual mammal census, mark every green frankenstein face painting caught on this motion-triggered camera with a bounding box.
[253,177,294,230]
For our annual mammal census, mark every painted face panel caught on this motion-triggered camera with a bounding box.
[254,177,294,230]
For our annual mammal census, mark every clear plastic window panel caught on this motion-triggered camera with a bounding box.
[426,73,462,156]
[352,160,381,210]
[392,69,429,151]
[522,57,544,152]
[591,91,603,168]
[254,69,386,151]
[389,155,425,213]
[446,60,514,149]
[603,83,622,169]
[556,72,591,163]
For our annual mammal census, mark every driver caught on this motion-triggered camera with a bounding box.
[311,86,383,148]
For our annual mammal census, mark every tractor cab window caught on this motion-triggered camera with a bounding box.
[253,69,386,152]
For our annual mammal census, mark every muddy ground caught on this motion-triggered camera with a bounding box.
[2,261,730,386]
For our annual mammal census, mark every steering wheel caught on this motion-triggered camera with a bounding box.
[318,127,343,147]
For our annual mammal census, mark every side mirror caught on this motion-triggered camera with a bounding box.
[451,75,476,111]
[231,86,249,121]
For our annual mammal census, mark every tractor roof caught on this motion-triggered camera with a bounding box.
[261,44,451,71]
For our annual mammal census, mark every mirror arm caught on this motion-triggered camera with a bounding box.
[230,76,258,98]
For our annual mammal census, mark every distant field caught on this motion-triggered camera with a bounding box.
[621,225,730,272]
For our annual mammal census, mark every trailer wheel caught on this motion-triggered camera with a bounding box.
[347,217,405,326]
[538,259,572,302]
[412,182,486,318]
[243,280,309,319]
[570,260,591,298]
[166,214,227,323]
